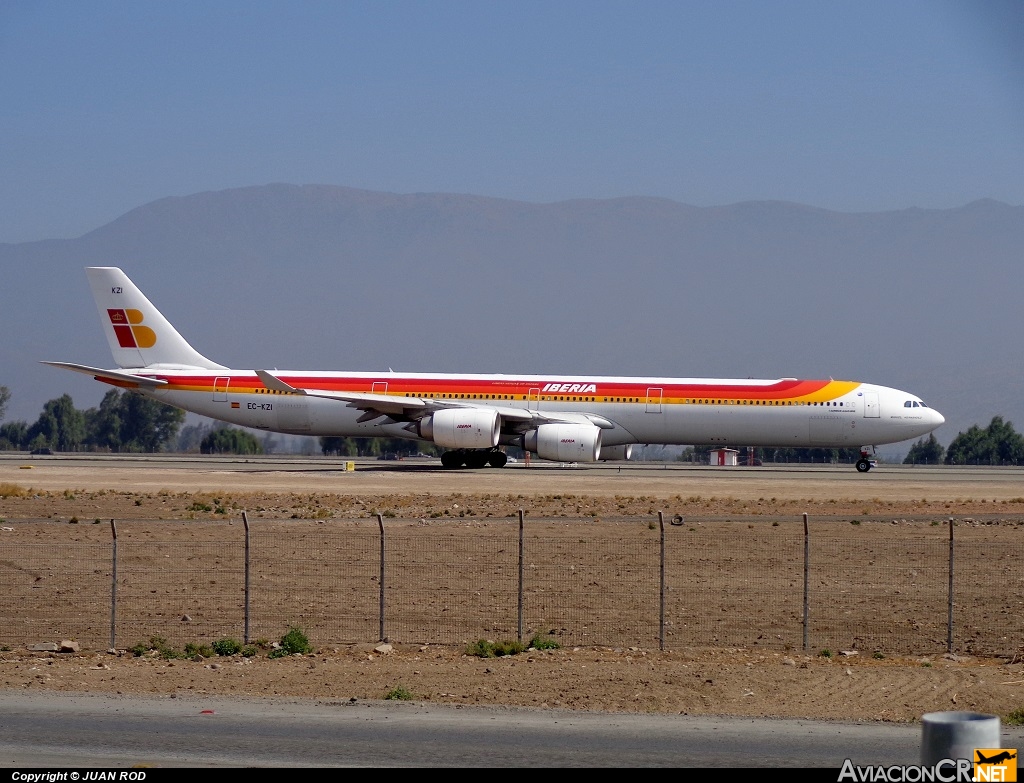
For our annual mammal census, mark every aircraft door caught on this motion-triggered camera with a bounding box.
[528,387,540,411]
[213,376,230,402]
[863,393,880,418]
[646,387,663,413]
[278,400,311,432]
[372,381,388,395]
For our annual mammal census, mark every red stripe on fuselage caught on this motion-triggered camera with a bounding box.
[152,374,836,401]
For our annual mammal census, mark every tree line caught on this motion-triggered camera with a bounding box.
[684,417,1024,466]
[0,386,186,453]
[904,416,1024,466]
[0,386,432,456]
[0,386,258,454]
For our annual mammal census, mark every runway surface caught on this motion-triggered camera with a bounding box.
[3,453,1022,504]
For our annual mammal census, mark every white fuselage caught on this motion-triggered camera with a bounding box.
[131,369,943,450]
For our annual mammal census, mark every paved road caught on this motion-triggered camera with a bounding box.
[3,692,997,768]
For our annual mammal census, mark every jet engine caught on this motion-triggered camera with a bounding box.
[598,444,633,461]
[523,423,602,462]
[419,408,500,449]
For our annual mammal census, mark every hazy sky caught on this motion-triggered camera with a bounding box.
[2,0,1022,244]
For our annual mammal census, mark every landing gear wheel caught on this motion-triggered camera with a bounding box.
[856,459,872,473]
[487,452,508,468]
[465,451,489,469]
[441,451,463,469]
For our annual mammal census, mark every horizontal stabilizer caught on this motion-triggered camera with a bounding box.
[41,361,168,388]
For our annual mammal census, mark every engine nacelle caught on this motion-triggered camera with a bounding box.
[419,408,500,449]
[524,423,602,462]
[598,444,633,461]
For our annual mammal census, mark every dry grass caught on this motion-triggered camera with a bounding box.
[0,483,28,498]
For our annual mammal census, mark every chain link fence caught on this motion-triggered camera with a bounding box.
[0,514,1021,656]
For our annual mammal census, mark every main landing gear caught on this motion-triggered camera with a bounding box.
[855,446,878,473]
[440,448,508,469]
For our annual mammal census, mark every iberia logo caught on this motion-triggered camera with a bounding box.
[107,309,156,349]
[975,749,1017,782]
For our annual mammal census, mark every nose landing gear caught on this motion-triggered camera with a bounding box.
[855,446,877,473]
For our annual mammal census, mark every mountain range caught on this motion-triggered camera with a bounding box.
[3,183,1022,456]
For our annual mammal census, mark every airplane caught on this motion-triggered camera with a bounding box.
[44,267,945,472]
[976,751,1016,765]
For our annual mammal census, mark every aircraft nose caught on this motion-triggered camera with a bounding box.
[930,408,945,428]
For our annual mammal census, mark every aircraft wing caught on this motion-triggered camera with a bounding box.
[256,370,424,416]
[255,370,614,430]
[41,362,169,388]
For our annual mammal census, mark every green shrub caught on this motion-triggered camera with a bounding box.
[384,685,414,701]
[132,635,182,659]
[1005,708,1024,727]
[466,639,496,658]
[212,638,242,656]
[528,634,560,650]
[819,649,833,658]
[269,626,313,658]
[494,639,525,656]
[280,626,313,654]
[465,639,525,658]
[184,642,215,658]
[241,645,258,658]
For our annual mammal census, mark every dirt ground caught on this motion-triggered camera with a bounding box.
[1,456,1023,723]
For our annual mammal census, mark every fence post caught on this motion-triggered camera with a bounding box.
[109,519,117,650]
[802,513,809,652]
[947,518,954,654]
[378,513,386,642]
[243,511,250,644]
[658,511,665,651]
[517,509,524,643]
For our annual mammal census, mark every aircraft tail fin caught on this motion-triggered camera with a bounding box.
[85,267,227,370]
